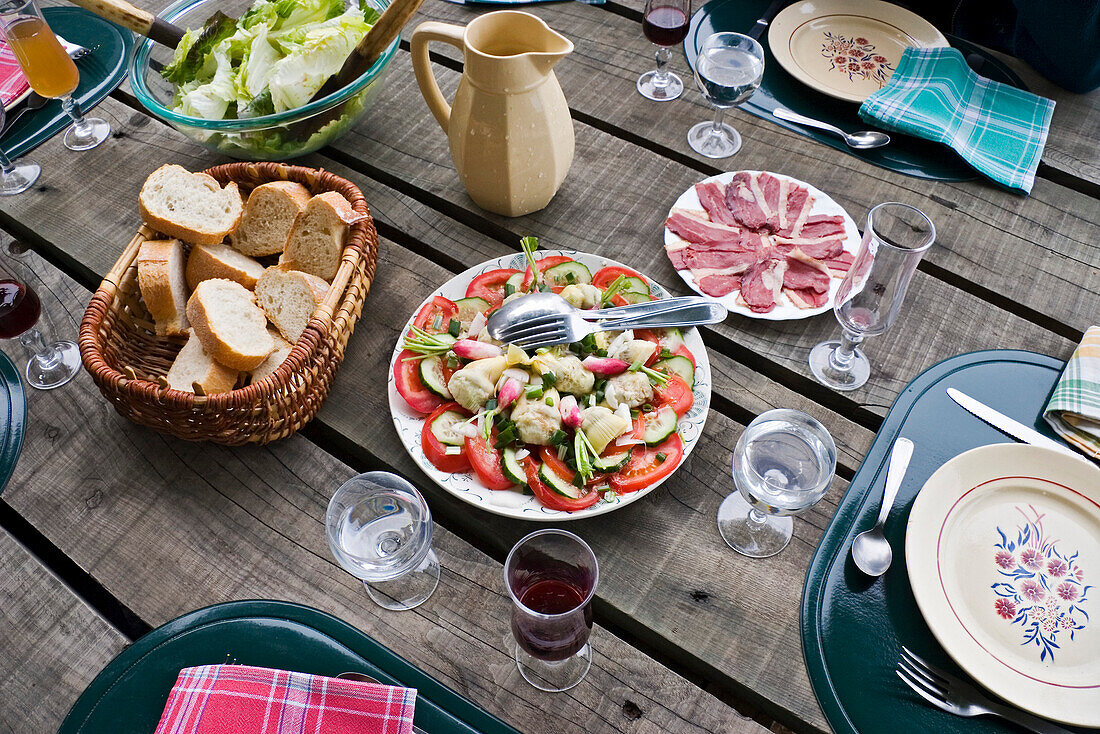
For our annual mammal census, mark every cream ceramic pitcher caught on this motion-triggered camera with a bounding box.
[411,11,575,217]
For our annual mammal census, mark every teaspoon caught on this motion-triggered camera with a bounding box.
[773,107,891,149]
[851,437,914,576]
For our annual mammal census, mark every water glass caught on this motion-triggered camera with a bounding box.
[688,32,763,158]
[505,529,598,692]
[326,472,440,611]
[808,203,935,391]
[718,409,836,558]
[637,0,691,101]
[0,100,40,195]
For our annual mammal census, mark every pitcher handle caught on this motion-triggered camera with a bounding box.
[411,21,465,134]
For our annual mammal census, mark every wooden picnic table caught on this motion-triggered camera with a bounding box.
[1,1,1098,732]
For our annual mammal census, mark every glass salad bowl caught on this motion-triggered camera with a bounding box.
[128,0,398,161]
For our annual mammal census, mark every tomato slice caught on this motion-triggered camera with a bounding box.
[421,402,471,473]
[609,434,683,493]
[672,344,696,367]
[465,433,515,490]
[520,255,573,291]
[592,265,647,291]
[522,457,600,512]
[610,292,657,307]
[395,349,446,414]
[465,268,520,308]
[654,374,693,416]
[412,295,459,333]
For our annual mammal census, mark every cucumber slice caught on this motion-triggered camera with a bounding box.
[500,447,527,485]
[543,261,593,287]
[539,463,584,499]
[429,409,468,446]
[640,406,678,446]
[505,272,524,292]
[419,355,452,399]
[619,275,650,294]
[614,291,654,305]
[454,296,491,323]
[592,449,631,472]
[658,327,686,352]
[652,355,695,388]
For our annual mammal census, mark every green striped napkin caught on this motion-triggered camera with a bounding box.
[1044,326,1100,460]
[858,47,1055,195]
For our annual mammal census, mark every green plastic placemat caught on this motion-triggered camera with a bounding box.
[684,0,1025,181]
[0,7,133,160]
[0,348,25,495]
[59,600,524,734]
[801,350,1094,734]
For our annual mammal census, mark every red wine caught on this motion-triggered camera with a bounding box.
[522,578,585,614]
[0,278,40,339]
[511,577,594,661]
[643,6,689,46]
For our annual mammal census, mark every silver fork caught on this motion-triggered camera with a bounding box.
[896,646,1072,733]
[501,300,727,349]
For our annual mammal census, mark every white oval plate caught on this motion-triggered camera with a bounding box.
[664,171,860,321]
[388,251,712,521]
[906,444,1100,726]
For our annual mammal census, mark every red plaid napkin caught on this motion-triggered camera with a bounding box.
[0,40,29,108]
[153,664,417,734]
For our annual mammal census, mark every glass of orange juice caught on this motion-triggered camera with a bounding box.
[0,0,110,151]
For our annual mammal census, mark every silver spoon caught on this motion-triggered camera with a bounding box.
[773,107,890,149]
[851,437,914,576]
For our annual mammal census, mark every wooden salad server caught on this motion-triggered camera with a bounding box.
[64,0,187,48]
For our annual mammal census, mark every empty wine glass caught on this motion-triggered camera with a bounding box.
[808,203,936,392]
[505,529,598,692]
[637,0,691,101]
[0,263,80,389]
[688,32,763,158]
[0,100,40,195]
[326,472,440,611]
[718,409,836,558]
[0,0,110,151]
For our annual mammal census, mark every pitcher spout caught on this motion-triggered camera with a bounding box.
[464,11,573,90]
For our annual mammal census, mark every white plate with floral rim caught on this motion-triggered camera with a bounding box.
[906,444,1100,726]
[388,250,712,521]
[664,171,860,321]
[768,0,949,104]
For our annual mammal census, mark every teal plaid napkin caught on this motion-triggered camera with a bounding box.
[858,47,1055,194]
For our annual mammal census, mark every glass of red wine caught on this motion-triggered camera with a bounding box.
[0,267,81,389]
[505,529,598,692]
[637,0,691,101]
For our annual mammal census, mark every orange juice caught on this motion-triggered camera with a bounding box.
[4,17,78,98]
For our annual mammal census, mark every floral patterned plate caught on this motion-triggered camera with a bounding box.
[387,251,712,521]
[906,444,1100,726]
[768,0,948,104]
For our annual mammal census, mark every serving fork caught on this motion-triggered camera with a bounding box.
[896,646,1072,733]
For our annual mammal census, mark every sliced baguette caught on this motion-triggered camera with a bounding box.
[139,164,243,245]
[136,238,190,337]
[166,331,238,394]
[186,243,266,291]
[230,181,311,257]
[279,191,359,281]
[186,279,274,371]
[255,265,329,344]
[249,330,294,384]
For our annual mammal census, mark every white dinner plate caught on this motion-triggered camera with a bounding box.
[906,444,1100,726]
[664,171,860,321]
[388,250,712,521]
[768,0,949,103]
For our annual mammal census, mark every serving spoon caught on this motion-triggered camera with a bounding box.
[851,437,914,577]
[773,107,890,150]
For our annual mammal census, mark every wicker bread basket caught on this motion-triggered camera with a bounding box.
[79,162,378,445]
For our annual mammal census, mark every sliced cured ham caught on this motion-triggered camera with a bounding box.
[774,237,845,261]
[739,255,787,313]
[798,214,846,240]
[665,210,743,244]
[824,251,855,277]
[782,248,831,294]
[694,182,739,226]
[697,272,743,297]
[725,172,770,230]
[786,287,829,309]
[681,248,759,273]
[775,185,813,237]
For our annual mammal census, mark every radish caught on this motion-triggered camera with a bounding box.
[558,394,583,428]
[498,378,523,408]
[582,355,629,376]
[453,339,503,360]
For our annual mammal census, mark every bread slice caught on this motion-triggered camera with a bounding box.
[186,279,274,371]
[255,265,329,344]
[230,181,310,257]
[279,191,359,281]
[166,331,238,394]
[186,243,266,291]
[249,330,294,384]
[136,238,190,337]
[139,164,243,245]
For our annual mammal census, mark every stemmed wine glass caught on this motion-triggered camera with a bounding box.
[326,472,441,611]
[808,203,936,392]
[718,409,836,558]
[637,0,691,101]
[0,263,80,389]
[0,0,110,151]
[0,100,39,194]
[688,32,763,158]
[505,529,598,692]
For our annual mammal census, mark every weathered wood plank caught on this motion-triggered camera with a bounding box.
[1,250,770,734]
[0,531,128,733]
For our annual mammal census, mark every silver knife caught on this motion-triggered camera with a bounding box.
[946,388,1079,459]
[748,0,788,41]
